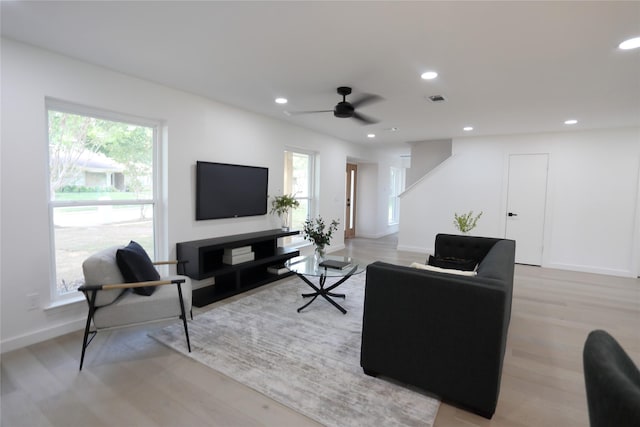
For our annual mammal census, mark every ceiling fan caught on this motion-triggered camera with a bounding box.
[287,86,383,125]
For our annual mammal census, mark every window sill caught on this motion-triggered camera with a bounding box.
[44,294,85,311]
[280,234,311,249]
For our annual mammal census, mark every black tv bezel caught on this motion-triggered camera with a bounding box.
[195,161,268,221]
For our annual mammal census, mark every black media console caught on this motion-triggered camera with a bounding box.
[176,229,300,307]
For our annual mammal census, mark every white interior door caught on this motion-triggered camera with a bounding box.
[505,154,549,265]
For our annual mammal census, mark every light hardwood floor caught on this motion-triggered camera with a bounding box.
[2,235,639,426]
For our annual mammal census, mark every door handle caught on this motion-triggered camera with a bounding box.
[508,212,518,217]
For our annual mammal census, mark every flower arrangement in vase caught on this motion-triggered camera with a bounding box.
[302,216,340,259]
[270,193,299,230]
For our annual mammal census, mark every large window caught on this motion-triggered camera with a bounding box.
[283,150,315,231]
[388,166,405,225]
[47,102,158,300]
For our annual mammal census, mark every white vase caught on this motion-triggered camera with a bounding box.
[280,213,290,231]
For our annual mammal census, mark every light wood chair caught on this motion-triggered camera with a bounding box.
[78,244,192,370]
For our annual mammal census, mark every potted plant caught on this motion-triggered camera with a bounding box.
[453,210,483,234]
[302,216,340,259]
[270,193,300,230]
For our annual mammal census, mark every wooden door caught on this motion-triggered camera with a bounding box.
[345,163,357,239]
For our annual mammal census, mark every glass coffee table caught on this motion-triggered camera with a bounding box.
[285,255,366,314]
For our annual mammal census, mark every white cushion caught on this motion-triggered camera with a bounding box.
[82,245,126,306]
[409,262,478,277]
[93,275,192,329]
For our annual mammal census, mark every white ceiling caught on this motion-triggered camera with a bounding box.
[2,1,639,146]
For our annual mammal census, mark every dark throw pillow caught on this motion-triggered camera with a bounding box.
[428,255,477,271]
[116,241,160,296]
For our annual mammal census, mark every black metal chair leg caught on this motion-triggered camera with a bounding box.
[79,290,98,371]
[177,283,191,352]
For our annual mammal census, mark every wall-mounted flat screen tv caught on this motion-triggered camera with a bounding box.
[196,161,268,220]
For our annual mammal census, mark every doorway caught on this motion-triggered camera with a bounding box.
[505,154,549,265]
[345,163,357,239]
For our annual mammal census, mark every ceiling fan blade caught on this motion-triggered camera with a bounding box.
[350,94,383,109]
[286,109,333,116]
[352,111,379,125]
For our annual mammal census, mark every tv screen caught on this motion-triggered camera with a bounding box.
[196,161,268,220]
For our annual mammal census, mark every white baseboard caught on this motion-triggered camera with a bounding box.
[355,232,386,239]
[1,318,85,354]
[355,231,400,239]
[396,244,432,254]
[543,262,636,278]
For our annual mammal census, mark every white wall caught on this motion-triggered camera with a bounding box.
[352,146,407,239]
[398,128,640,278]
[405,139,452,187]
[354,163,382,238]
[0,39,390,351]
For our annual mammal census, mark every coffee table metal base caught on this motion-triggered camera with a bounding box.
[296,266,357,314]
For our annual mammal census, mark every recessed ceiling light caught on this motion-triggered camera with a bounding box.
[463,126,473,131]
[275,97,288,104]
[564,119,578,125]
[367,134,376,138]
[619,36,640,50]
[421,71,438,80]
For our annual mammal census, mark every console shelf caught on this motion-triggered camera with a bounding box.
[177,229,300,307]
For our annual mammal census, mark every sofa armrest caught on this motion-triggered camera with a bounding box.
[79,278,185,292]
[152,260,188,266]
[360,261,510,418]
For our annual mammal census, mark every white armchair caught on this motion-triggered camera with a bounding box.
[78,242,192,370]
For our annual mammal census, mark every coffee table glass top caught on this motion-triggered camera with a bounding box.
[285,255,366,277]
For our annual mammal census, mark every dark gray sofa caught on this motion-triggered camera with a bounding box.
[360,233,516,418]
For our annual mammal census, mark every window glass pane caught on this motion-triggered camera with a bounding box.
[290,199,309,231]
[284,150,315,237]
[52,205,154,295]
[291,152,310,198]
[388,167,403,225]
[48,110,153,201]
[48,108,156,299]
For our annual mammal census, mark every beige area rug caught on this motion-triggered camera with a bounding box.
[151,273,439,427]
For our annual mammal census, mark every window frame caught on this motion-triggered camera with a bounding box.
[388,166,404,225]
[283,148,317,242]
[45,99,163,303]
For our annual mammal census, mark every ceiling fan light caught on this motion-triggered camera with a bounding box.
[619,36,640,50]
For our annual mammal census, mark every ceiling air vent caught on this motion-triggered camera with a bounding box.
[427,95,446,103]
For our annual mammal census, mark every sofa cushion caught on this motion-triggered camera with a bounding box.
[116,241,160,296]
[82,245,127,307]
[428,255,477,271]
[435,234,502,264]
[410,262,477,276]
